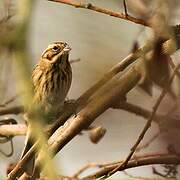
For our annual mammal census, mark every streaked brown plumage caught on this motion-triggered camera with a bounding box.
[20,41,72,176]
[32,41,72,122]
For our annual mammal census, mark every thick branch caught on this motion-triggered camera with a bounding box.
[2,102,179,138]
[48,40,154,135]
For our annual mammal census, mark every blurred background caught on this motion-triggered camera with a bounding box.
[0,0,180,179]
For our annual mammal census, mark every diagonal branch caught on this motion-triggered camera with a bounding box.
[48,39,156,135]
[48,0,149,27]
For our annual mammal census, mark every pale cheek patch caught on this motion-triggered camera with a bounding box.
[45,51,58,61]
[46,52,53,60]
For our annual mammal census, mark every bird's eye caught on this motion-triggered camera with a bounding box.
[52,46,59,51]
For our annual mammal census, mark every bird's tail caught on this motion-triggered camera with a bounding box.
[20,125,35,176]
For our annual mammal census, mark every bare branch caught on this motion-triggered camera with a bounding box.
[0,124,26,137]
[108,63,180,176]
[72,153,176,179]
[69,58,80,64]
[83,154,180,179]
[48,0,149,27]
[0,138,14,157]
[0,106,24,116]
[112,101,159,120]
[136,131,161,152]
[123,0,128,17]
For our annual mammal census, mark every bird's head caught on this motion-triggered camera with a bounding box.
[41,41,71,64]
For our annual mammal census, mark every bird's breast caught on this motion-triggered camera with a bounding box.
[32,63,72,121]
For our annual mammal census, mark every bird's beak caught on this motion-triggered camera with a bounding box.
[63,44,71,52]
[51,44,71,63]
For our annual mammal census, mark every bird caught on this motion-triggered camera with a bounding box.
[20,41,72,176]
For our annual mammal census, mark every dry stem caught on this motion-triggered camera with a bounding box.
[48,0,149,27]
[82,154,180,179]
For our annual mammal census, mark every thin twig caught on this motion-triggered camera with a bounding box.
[7,143,37,179]
[82,154,180,179]
[152,166,177,179]
[72,163,98,178]
[112,101,180,130]
[0,94,20,107]
[112,101,161,121]
[72,153,173,179]
[0,138,14,157]
[0,12,13,25]
[69,58,80,64]
[123,0,128,17]
[48,0,149,27]
[108,64,180,177]
[0,119,16,157]
[169,58,180,80]
[136,131,161,152]
[0,106,24,116]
